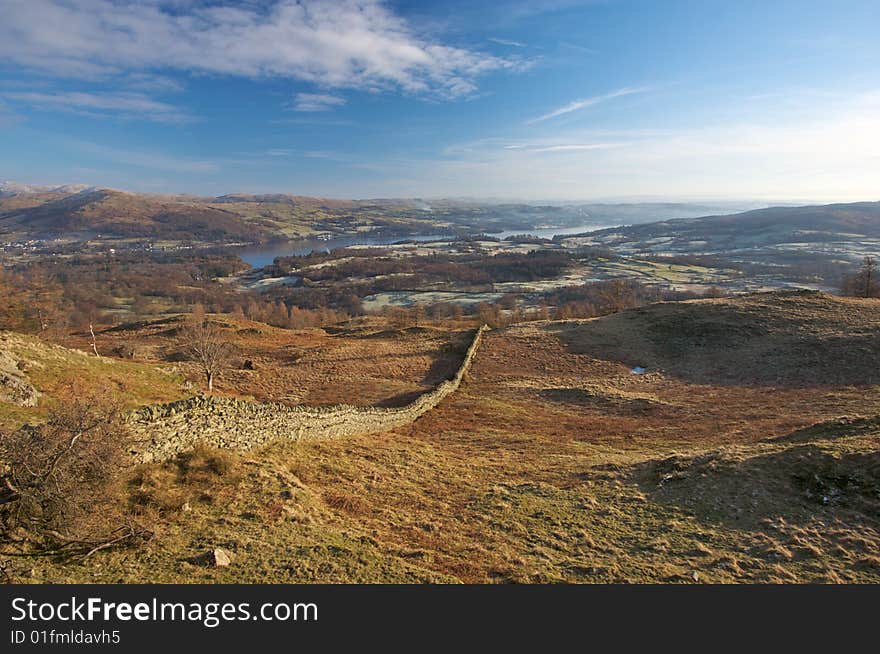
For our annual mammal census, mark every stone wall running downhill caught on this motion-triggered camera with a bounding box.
[128,325,488,462]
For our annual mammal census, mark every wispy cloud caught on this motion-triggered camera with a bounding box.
[292,93,346,112]
[270,116,356,127]
[123,73,184,94]
[505,142,623,152]
[559,41,599,55]
[303,150,358,162]
[3,91,192,123]
[0,0,526,99]
[526,86,649,124]
[408,91,880,201]
[489,37,526,48]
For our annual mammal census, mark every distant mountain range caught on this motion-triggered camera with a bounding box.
[1,180,878,252]
[0,183,753,244]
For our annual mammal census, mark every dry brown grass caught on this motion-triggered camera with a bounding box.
[5,291,879,583]
[63,314,472,407]
[130,444,241,506]
[552,290,880,386]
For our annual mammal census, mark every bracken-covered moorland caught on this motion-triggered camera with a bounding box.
[1,290,877,583]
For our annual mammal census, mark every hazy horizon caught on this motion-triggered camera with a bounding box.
[4,177,860,208]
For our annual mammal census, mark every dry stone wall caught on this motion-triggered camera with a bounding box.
[128,326,488,462]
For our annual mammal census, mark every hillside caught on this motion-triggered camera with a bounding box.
[0,188,461,243]
[584,201,880,253]
[552,290,880,386]
[0,330,188,430]
[0,189,270,242]
[2,291,878,583]
[0,191,72,214]
[0,184,770,247]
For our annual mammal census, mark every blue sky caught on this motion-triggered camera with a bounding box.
[1,0,878,201]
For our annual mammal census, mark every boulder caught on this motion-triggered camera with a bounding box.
[202,548,231,567]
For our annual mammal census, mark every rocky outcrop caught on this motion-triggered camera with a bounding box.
[129,326,488,462]
[0,350,41,407]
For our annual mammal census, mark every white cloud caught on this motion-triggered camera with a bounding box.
[526,86,649,124]
[558,42,599,55]
[0,0,523,99]
[270,116,356,127]
[488,37,526,48]
[3,91,192,123]
[516,143,623,153]
[123,73,185,93]
[303,150,355,161]
[292,93,346,112]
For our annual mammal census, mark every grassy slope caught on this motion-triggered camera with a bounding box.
[553,290,880,386]
[5,292,879,583]
[0,331,188,430]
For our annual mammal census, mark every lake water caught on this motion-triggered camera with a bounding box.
[236,233,451,268]
[237,223,615,268]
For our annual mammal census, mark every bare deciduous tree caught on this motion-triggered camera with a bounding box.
[179,304,234,393]
[842,256,879,298]
[598,278,638,313]
[89,322,100,357]
[861,256,877,298]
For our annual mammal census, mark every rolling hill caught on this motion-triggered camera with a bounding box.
[0,189,271,242]
[0,187,472,243]
[0,182,772,246]
[584,201,880,251]
[552,290,880,386]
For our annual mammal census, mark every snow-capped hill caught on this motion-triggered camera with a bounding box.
[0,181,97,196]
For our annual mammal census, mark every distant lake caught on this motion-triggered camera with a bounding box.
[237,223,616,268]
[236,233,453,268]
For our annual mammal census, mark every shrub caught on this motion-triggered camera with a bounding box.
[0,386,151,555]
[175,443,236,481]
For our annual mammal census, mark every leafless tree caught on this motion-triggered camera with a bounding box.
[842,256,879,298]
[89,322,100,357]
[861,256,877,298]
[179,304,234,393]
[598,278,638,312]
